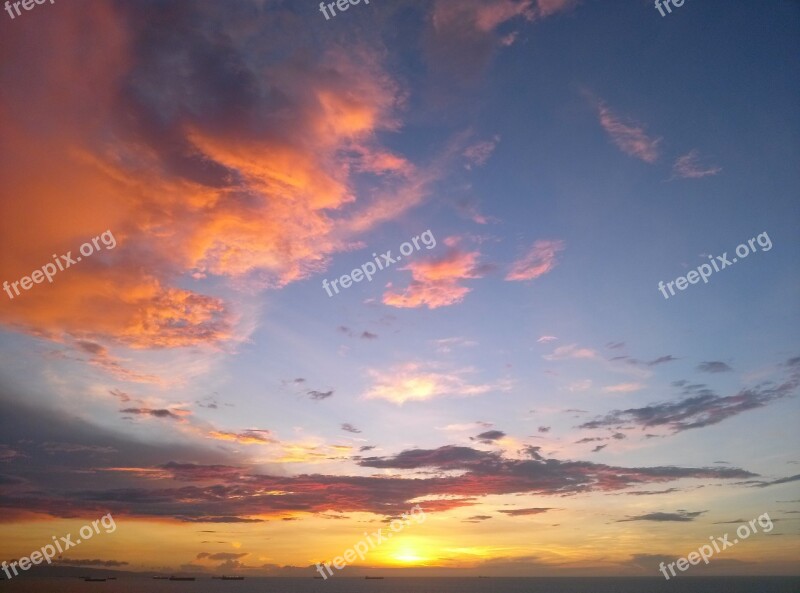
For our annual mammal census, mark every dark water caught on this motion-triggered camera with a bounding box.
[1,577,799,593]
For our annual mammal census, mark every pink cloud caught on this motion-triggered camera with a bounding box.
[596,102,661,163]
[672,150,722,179]
[506,240,565,281]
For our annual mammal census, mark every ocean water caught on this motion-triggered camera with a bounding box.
[1,577,799,593]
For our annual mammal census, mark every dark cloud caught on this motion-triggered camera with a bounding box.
[580,358,799,433]
[591,444,607,453]
[624,488,680,496]
[463,515,492,522]
[307,390,333,400]
[618,510,705,522]
[120,408,188,420]
[359,446,376,452]
[537,426,550,433]
[606,342,625,350]
[647,355,678,366]
[197,552,247,561]
[0,388,763,525]
[341,423,361,434]
[57,559,129,567]
[471,430,506,443]
[754,474,800,488]
[338,327,378,340]
[498,508,554,516]
[697,361,733,373]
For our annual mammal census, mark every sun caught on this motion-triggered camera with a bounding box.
[393,545,427,564]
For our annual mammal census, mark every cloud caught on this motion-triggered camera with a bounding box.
[423,0,536,87]
[646,355,678,366]
[432,337,479,354]
[498,507,555,516]
[307,390,334,401]
[697,361,733,373]
[0,413,758,523]
[672,150,722,179]
[544,344,597,361]
[361,331,378,340]
[471,430,506,443]
[208,430,275,445]
[591,444,607,453]
[594,100,661,163]
[463,135,500,169]
[538,426,551,433]
[506,240,565,281]
[197,552,248,561]
[618,511,705,522]
[581,357,799,433]
[39,442,117,455]
[57,559,129,567]
[602,383,644,394]
[383,248,486,309]
[341,423,362,434]
[120,408,191,421]
[0,0,429,382]
[363,363,506,404]
[753,474,800,488]
[537,336,557,343]
[463,514,493,522]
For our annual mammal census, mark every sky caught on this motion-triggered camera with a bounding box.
[0,0,798,579]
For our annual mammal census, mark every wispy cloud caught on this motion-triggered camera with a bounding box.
[506,240,565,281]
[697,361,733,373]
[581,357,799,433]
[602,383,644,394]
[544,344,597,361]
[618,510,705,522]
[672,150,722,179]
[594,101,661,163]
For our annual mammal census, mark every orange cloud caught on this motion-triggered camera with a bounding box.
[383,249,485,309]
[506,240,565,281]
[208,430,276,446]
[0,3,427,381]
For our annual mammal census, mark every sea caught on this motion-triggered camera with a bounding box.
[1,577,799,593]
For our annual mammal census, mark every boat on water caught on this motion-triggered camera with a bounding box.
[168,576,196,581]
[364,576,385,579]
[84,578,107,582]
[152,576,169,580]
[212,576,245,580]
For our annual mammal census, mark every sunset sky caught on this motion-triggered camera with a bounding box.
[0,0,798,578]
